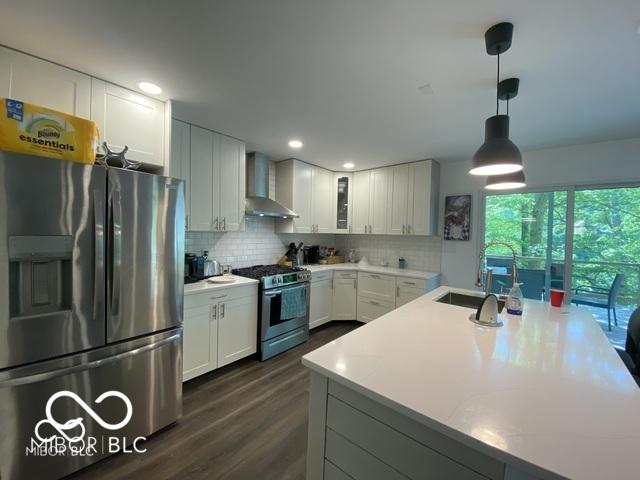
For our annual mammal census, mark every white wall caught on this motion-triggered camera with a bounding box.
[439,137,640,289]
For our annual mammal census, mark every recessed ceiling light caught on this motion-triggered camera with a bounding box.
[343,162,355,169]
[288,139,303,149]
[137,81,162,95]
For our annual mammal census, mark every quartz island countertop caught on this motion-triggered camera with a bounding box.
[302,286,640,480]
[304,262,440,281]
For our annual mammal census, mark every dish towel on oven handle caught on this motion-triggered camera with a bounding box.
[280,284,307,320]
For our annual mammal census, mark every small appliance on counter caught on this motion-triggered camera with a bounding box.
[285,242,305,266]
[305,245,320,264]
[185,253,200,284]
[202,250,223,277]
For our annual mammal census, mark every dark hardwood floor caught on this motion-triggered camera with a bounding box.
[69,322,360,480]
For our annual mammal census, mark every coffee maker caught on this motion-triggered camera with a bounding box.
[184,253,199,284]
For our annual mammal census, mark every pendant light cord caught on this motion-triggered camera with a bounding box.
[496,51,500,115]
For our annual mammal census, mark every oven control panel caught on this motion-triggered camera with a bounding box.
[263,271,311,289]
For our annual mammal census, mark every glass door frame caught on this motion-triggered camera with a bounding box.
[480,180,640,304]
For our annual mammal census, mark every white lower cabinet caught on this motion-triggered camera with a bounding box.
[357,297,394,323]
[332,272,357,320]
[217,295,258,368]
[183,304,218,381]
[395,277,427,307]
[357,272,396,304]
[183,284,257,381]
[310,273,334,329]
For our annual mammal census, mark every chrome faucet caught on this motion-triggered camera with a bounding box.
[475,241,518,295]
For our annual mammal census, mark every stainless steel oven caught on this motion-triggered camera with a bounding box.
[260,282,310,359]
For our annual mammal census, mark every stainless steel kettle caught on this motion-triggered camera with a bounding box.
[203,251,223,277]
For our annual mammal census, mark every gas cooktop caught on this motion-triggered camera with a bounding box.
[232,264,310,288]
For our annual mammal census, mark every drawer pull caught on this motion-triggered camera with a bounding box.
[210,294,227,300]
[369,300,380,306]
[369,274,380,279]
[403,281,416,286]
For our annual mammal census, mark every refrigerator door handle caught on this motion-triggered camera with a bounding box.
[111,189,123,318]
[1,333,182,388]
[93,190,105,321]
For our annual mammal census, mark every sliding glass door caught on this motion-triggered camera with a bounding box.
[484,191,567,300]
[484,185,640,344]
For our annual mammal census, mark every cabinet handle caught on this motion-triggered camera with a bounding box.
[397,286,400,297]
[369,300,380,306]
[402,225,405,234]
[370,274,380,279]
[212,304,217,320]
[214,216,219,230]
[403,281,416,286]
[223,217,227,231]
[349,225,352,233]
[220,303,225,319]
[353,279,357,289]
[407,224,411,234]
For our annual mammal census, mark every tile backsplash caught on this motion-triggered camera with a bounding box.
[186,217,285,268]
[187,217,441,273]
[334,235,442,272]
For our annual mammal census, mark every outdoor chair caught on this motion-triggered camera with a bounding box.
[572,273,624,331]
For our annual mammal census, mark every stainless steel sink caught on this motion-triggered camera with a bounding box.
[435,291,505,313]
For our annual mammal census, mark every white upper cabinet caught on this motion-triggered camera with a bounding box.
[189,125,216,231]
[387,164,410,235]
[275,159,333,233]
[311,167,334,233]
[369,168,390,234]
[170,119,190,228]
[218,134,246,232]
[187,126,245,232]
[352,170,371,234]
[0,46,91,118]
[333,173,353,234]
[407,160,440,236]
[91,79,165,167]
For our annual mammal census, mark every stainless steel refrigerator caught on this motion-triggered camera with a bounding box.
[0,152,185,479]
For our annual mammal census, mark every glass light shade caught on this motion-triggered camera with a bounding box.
[470,115,523,176]
[485,170,526,190]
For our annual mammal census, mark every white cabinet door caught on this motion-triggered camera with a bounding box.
[388,164,409,235]
[396,286,424,307]
[332,277,357,320]
[356,297,394,323]
[312,167,334,233]
[352,170,371,234]
[357,272,396,304]
[218,134,245,232]
[217,296,257,368]
[293,161,313,233]
[183,304,217,381]
[310,278,333,329]
[170,119,191,229]
[0,46,91,118]
[190,126,215,231]
[407,161,438,236]
[369,168,390,234]
[90,79,165,166]
[333,173,353,234]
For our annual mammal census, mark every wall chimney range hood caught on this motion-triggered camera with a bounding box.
[245,152,298,218]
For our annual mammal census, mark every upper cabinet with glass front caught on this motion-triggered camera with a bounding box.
[334,172,353,234]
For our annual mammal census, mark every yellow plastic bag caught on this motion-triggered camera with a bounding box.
[0,98,98,164]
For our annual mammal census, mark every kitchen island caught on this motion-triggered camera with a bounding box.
[302,286,640,480]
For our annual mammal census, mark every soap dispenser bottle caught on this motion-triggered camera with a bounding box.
[506,282,524,315]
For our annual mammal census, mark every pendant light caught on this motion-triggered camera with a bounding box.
[470,23,523,176]
[486,170,526,190]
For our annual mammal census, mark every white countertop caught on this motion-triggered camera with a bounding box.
[183,275,259,296]
[305,262,440,281]
[302,285,640,480]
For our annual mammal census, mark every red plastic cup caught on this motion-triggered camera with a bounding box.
[550,289,565,307]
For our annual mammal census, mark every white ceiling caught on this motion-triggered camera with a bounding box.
[1,0,639,170]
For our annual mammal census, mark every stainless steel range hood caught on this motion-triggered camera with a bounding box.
[245,152,298,218]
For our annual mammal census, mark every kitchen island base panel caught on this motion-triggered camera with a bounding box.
[307,372,560,480]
